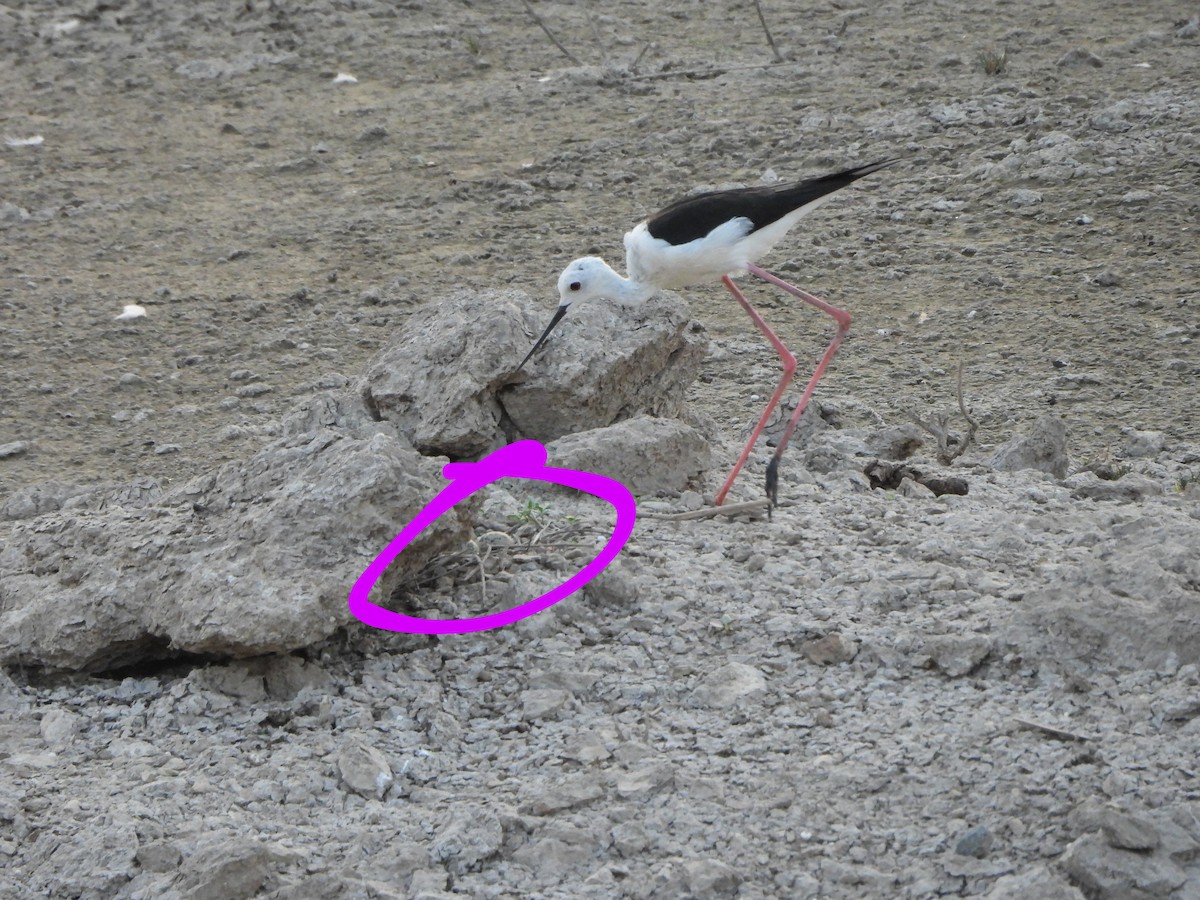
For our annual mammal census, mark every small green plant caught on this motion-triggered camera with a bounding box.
[979,46,1007,75]
[708,614,735,635]
[465,35,481,56]
[508,499,550,529]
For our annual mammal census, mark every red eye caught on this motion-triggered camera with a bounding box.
[570,282,582,291]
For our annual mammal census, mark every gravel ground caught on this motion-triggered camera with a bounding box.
[2,0,1199,897]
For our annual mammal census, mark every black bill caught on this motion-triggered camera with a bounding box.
[517,305,570,370]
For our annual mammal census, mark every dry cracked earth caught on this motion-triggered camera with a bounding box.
[2,0,1200,897]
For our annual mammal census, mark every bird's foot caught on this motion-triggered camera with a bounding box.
[765,456,780,515]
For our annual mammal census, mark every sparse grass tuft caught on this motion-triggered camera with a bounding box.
[1079,451,1129,481]
[979,46,1008,75]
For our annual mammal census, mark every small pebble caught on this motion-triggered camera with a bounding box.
[955,826,994,858]
[0,441,30,459]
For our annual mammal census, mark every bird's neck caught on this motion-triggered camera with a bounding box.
[598,261,657,304]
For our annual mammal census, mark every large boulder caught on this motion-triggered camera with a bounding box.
[362,288,708,458]
[0,392,472,671]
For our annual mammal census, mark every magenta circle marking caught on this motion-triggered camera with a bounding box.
[346,440,637,635]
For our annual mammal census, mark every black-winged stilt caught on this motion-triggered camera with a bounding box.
[519,158,897,507]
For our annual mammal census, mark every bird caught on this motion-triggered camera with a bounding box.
[518,158,897,508]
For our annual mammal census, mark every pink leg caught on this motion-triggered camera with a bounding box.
[715,264,851,507]
[714,275,796,506]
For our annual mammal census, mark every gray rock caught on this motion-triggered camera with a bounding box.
[0,669,28,713]
[1120,428,1167,458]
[337,740,394,799]
[955,825,994,858]
[173,833,290,900]
[990,413,1070,478]
[611,821,651,856]
[522,776,604,815]
[985,865,1086,899]
[361,288,533,458]
[801,633,859,665]
[546,415,711,494]
[263,655,333,699]
[690,661,767,708]
[2,480,93,521]
[0,441,29,459]
[190,663,268,701]
[409,868,450,895]
[863,424,925,460]
[1099,807,1161,851]
[1066,472,1164,501]
[615,762,674,799]
[924,634,992,677]
[1010,188,1044,206]
[1057,47,1104,67]
[38,708,81,747]
[683,858,743,898]
[362,288,706,458]
[28,820,139,897]
[0,392,471,671]
[511,837,592,880]
[136,840,183,874]
[520,688,570,721]
[1008,515,1200,671]
[1061,832,1186,899]
[506,295,707,441]
[431,806,504,874]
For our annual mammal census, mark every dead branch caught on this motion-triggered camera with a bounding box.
[1013,717,1091,743]
[752,0,784,62]
[629,41,654,73]
[625,60,787,82]
[521,0,582,66]
[586,9,609,66]
[907,360,979,465]
[470,539,488,606]
[651,499,771,521]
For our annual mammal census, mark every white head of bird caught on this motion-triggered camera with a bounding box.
[556,256,645,309]
[517,256,649,370]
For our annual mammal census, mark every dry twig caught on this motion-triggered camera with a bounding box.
[752,0,784,62]
[521,0,581,66]
[907,360,979,464]
[1013,717,1091,743]
[470,539,488,606]
[625,60,790,82]
[629,42,654,73]
[651,499,771,521]
[587,9,609,66]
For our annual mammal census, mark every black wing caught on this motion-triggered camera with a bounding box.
[644,158,897,246]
